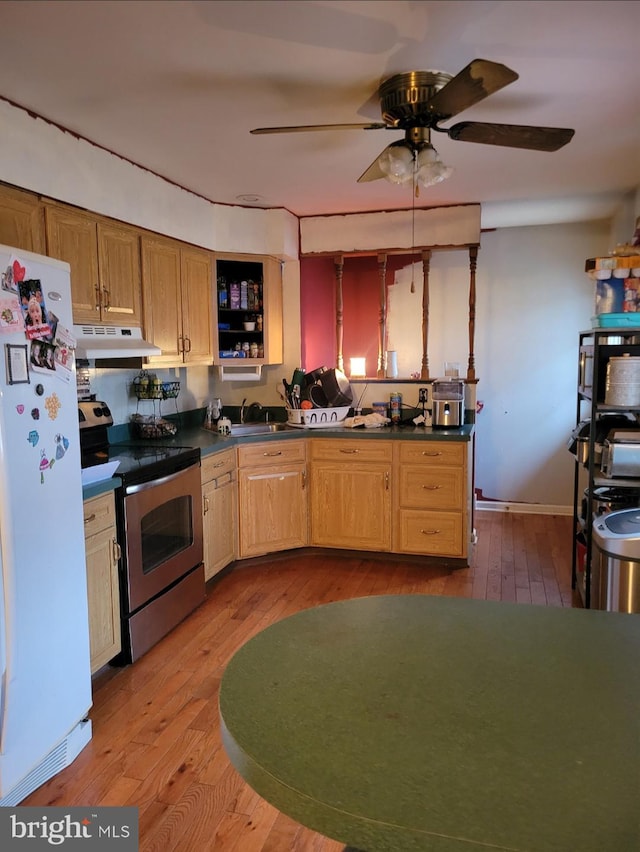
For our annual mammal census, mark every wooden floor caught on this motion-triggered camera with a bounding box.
[24,510,575,851]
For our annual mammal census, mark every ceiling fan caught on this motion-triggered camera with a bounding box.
[250,59,575,188]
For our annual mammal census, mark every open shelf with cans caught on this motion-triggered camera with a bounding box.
[570,326,640,608]
[213,254,284,380]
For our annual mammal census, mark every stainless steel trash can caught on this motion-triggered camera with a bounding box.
[592,509,640,613]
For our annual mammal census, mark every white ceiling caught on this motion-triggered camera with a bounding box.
[0,0,638,228]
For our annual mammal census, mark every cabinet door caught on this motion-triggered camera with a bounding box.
[97,222,142,326]
[203,474,237,580]
[238,464,307,558]
[85,526,121,673]
[181,246,213,364]
[141,236,183,364]
[310,461,391,551]
[262,255,283,365]
[45,204,100,324]
[0,185,46,253]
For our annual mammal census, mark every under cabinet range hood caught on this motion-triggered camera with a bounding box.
[73,325,161,360]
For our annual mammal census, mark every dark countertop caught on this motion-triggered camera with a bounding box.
[82,415,474,500]
[175,422,474,459]
[82,478,120,501]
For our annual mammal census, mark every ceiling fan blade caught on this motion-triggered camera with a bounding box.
[425,59,519,121]
[357,145,391,182]
[251,122,387,135]
[447,121,575,151]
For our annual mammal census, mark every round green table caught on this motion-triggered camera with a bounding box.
[219,594,639,852]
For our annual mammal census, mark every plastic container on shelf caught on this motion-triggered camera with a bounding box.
[591,313,640,328]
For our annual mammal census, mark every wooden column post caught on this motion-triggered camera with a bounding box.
[377,252,387,378]
[334,254,344,373]
[467,245,478,382]
[420,249,431,380]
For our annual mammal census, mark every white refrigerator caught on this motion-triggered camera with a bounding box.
[0,245,92,805]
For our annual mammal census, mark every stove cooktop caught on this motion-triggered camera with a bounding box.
[82,443,200,487]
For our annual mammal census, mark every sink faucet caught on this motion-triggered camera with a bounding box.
[246,401,264,423]
[240,398,247,424]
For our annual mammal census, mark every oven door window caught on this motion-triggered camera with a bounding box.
[141,495,193,574]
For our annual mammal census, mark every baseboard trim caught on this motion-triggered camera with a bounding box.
[476,500,572,516]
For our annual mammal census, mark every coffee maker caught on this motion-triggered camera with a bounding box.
[432,379,464,428]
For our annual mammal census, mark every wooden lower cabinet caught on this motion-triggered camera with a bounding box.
[229,435,472,563]
[201,448,237,580]
[309,439,392,551]
[83,492,122,673]
[393,441,471,558]
[237,439,308,558]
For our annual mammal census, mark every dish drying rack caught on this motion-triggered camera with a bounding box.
[131,371,180,438]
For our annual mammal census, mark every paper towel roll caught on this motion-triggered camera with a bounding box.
[386,350,398,379]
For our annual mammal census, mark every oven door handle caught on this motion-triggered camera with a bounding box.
[124,462,197,496]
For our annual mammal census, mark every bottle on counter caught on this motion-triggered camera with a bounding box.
[390,392,402,423]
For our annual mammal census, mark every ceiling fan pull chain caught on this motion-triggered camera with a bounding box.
[410,158,417,293]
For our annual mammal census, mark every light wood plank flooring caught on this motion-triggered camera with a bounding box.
[23,511,574,851]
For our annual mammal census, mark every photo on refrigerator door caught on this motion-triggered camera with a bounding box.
[0,292,23,334]
[29,338,56,372]
[18,278,52,340]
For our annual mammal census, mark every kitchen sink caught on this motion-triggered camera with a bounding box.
[229,422,288,436]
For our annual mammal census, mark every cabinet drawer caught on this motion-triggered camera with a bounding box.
[237,439,306,468]
[309,439,392,464]
[201,448,236,483]
[398,441,465,467]
[83,492,116,538]
[396,509,464,557]
[399,466,464,510]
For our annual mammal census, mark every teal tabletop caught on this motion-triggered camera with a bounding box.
[219,595,640,852]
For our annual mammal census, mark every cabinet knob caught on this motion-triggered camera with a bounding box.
[103,287,110,310]
[422,484,442,490]
[422,451,443,457]
[420,528,441,536]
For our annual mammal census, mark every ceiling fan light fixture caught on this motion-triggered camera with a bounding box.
[378,142,414,185]
[415,144,453,188]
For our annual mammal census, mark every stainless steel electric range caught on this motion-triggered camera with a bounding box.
[79,401,204,665]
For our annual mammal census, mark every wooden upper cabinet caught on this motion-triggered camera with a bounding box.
[44,203,142,326]
[0,185,46,254]
[141,237,212,366]
[96,222,142,325]
[141,236,183,364]
[180,246,213,364]
[45,205,99,320]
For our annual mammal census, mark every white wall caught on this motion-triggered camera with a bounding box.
[474,222,610,506]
